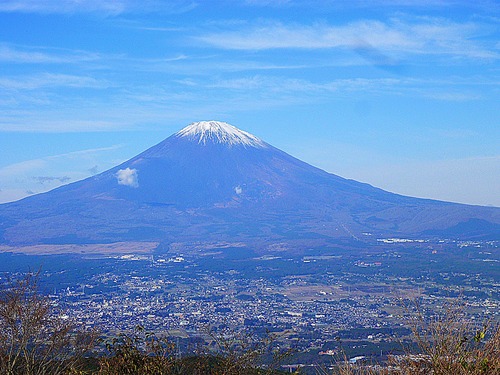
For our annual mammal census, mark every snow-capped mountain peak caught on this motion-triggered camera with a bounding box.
[176,121,266,147]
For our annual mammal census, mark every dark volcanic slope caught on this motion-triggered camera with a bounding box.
[0,121,498,248]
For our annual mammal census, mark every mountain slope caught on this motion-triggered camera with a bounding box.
[0,121,498,249]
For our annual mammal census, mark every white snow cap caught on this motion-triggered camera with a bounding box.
[176,121,266,148]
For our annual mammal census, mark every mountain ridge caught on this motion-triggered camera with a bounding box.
[0,121,498,249]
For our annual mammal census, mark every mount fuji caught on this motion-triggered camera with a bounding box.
[0,121,498,252]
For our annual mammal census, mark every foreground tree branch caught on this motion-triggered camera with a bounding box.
[0,272,97,375]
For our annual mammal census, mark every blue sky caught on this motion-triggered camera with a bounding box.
[0,0,498,206]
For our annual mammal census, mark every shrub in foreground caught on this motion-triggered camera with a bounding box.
[1,273,498,375]
[0,272,97,375]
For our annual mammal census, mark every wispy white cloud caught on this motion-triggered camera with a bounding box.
[423,92,482,101]
[0,73,109,90]
[0,86,204,131]
[0,45,65,63]
[0,159,46,176]
[140,26,184,32]
[196,18,498,60]
[207,75,422,95]
[243,0,291,6]
[0,118,129,133]
[0,0,127,14]
[392,17,498,59]
[45,145,125,160]
[131,56,316,75]
[0,145,123,177]
[198,20,413,50]
[0,0,198,15]
[207,75,487,102]
[0,145,126,203]
[297,0,499,9]
[0,44,100,64]
[208,76,403,93]
[1,68,493,134]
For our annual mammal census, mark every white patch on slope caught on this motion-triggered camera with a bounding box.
[116,168,139,188]
[176,121,266,147]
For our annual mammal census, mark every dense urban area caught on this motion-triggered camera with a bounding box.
[1,237,498,370]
